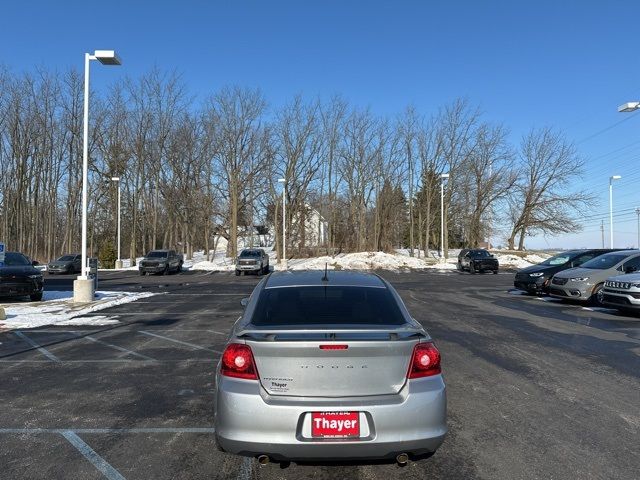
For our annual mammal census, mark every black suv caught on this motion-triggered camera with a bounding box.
[0,252,44,301]
[458,249,499,274]
[513,249,620,295]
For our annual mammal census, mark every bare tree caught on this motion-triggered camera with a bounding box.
[507,127,591,250]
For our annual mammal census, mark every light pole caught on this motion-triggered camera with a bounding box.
[278,178,286,269]
[440,173,450,260]
[636,207,640,249]
[609,175,621,248]
[74,50,121,303]
[111,177,122,269]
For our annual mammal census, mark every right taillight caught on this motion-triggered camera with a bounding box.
[407,342,441,379]
[221,343,259,380]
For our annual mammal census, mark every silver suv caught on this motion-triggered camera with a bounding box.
[602,272,640,312]
[235,249,269,276]
[549,250,640,305]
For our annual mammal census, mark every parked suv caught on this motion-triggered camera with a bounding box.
[514,249,619,295]
[549,250,640,305]
[458,249,499,274]
[0,252,44,301]
[139,249,183,275]
[602,273,640,313]
[235,248,269,276]
[47,253,81,274]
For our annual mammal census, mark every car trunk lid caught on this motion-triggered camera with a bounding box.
[244,331,421,397]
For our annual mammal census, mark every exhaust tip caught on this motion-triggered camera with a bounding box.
[396,453,409,465]
[257,455,270,465]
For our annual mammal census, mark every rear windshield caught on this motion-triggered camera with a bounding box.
[240,250,261,257]
[3,252,30,266]
[582,254,628,270]
[146,251,168,258]
[58,255,75,261]
[251,286,406,327]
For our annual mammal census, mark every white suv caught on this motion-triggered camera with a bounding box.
[602,273,640,312]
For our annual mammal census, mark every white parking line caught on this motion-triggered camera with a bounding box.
[13,331,60,362]
[79,334,156,361]
[138,331,222,353]
[62,430,126,480]
[0,427,216,434]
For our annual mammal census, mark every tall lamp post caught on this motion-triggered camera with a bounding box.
[609,175,621,248]
[111,177,122,269]
[278,178,287,269]
[74,50,121,303]
[636,207,640,249]
[440,173,450,260]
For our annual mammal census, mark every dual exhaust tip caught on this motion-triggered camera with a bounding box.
[256,453,410,466]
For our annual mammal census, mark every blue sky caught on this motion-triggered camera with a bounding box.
[2,0,640,249]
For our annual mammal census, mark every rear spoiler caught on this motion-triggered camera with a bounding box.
[236,327,427,341]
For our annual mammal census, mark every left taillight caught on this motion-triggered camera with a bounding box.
[221,343,259,380]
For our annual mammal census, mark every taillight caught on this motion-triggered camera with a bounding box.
[407,343,441,379]
[319,344,348,350]
[221,343,259,380]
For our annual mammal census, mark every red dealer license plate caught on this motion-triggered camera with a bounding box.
[311,412,360,438]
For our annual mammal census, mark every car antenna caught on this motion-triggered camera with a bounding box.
[321,262,329,282]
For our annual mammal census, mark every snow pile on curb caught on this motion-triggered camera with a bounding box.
[288,252,447,271]
[0,291,156,330]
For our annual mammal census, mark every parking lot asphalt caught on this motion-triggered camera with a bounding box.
[1,269,639,479]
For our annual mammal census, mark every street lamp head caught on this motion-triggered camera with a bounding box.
[611,175,622,181]
[440,173,450,179]
[277,178,286,183]
[94,50,122,66]
[618,102,640,113]
[110,176,120,181]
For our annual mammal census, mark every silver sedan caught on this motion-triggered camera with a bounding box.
[214,270,447,464]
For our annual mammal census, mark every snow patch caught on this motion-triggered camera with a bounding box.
[0,291,156,330]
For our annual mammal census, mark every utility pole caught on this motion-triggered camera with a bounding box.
[636,207,640,248]
[600,220,604,249]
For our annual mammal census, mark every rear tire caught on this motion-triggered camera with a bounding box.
[177,262,183,273]
[139,270,146,276]
[493,269,499,275]
[235,270,240,276]
[470,263,476,274]
[162,265,169,276]
[30,292,43,302]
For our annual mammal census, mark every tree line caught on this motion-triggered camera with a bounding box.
[0,65,591,265]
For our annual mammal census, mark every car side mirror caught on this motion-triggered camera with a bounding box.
[240,298,250,308]
[32,260,39,266]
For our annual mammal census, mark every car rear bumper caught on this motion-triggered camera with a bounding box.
[214,375,447,460]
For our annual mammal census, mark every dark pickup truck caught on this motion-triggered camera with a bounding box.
[139,249,183,275]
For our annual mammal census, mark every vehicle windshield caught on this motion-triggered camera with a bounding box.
[3,252,31,266]
[251,286,406,327]
[57,255,75,261]
[146,251,168,258]
[581,254,628,270]
[469,250,491,258]
[240,250,261,258]
[538,252,576,266]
